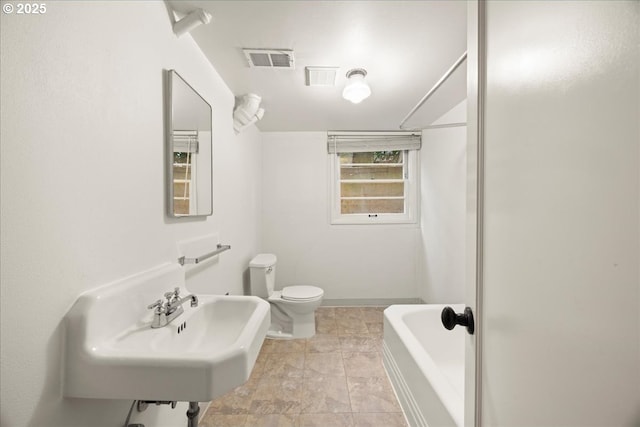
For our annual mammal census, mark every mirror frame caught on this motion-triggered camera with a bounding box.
[166,69,213,218]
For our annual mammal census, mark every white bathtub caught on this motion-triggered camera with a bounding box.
[383,304,465,427]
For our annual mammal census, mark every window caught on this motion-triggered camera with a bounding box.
[328,132,420,224]
[172,151,193,215]
[172,131,199,216]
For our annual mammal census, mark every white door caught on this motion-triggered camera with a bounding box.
[466,1,640,426]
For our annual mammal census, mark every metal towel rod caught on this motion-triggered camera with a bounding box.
[399,51,468,130]
[178,244,231,266]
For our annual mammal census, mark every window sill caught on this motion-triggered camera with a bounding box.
[330,215,418,226]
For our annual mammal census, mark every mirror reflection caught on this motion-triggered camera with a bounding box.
[168,70,213,217]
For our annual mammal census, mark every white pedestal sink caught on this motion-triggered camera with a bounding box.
[64,263,270,402]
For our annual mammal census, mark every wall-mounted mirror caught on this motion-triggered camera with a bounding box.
[167,70,213,217]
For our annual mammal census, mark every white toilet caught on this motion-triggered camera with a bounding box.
[249,253,324,339]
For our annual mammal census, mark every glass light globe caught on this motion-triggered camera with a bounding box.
[342,70,371,104]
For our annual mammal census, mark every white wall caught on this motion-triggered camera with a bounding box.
[419,101,467,303]
[0,2,261,426]
[479,1,639,424]
[261,132,419,303]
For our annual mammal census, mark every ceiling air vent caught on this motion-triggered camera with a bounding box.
[305,67,339,86]
[243,49,295,69]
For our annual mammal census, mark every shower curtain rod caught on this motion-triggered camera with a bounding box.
[399,51,467,130]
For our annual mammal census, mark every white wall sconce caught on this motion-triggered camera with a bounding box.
[173,8,213,37]
[342,68,371,104]
[233,94,265,134]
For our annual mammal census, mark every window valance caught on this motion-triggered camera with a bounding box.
[327,131,422,154]
[173,131,199,154]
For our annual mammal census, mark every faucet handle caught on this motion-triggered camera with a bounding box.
[165,287,180,299]
[147,299,164,311]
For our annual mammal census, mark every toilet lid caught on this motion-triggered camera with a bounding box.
[282,285,323,301]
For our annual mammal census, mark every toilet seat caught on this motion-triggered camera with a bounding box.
[281,285,323,302]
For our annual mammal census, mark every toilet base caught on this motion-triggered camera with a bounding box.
[269,306,317,339]
[266,330,294,340]
[290,315,316,339]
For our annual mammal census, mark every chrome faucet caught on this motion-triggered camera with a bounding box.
[147,287,199,329]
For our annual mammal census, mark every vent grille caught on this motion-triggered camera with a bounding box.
[305,67,339,86]
[243,49,295,69]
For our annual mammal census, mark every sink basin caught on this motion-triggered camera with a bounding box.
[64,263,270,402]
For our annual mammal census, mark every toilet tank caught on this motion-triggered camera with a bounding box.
[249,253,277,298]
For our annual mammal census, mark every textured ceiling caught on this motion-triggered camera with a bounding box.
[170,1,467,131]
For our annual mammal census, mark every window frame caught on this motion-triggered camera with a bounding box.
[172,150,197,215]
[329,148,419,225]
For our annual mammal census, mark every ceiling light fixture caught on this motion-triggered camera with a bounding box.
[342,68,371,104]
[173,8,213,37]
[233,94,265,134]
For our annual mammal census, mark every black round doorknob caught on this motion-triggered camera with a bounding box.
[441,306,475,335]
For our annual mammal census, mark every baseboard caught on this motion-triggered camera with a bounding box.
[321,298,423,306]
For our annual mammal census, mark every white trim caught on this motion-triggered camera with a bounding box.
[322,298,422,306]
[383,341,428,427]
[466,2,484,426]
[341,197,405,200]
[341,179,405,184]
[341,163,403,167]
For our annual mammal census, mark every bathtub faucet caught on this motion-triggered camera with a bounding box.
[147,287,198,328]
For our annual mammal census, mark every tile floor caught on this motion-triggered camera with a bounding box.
[199,306,408,427]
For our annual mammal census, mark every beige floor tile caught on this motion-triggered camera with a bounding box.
[262,338,307,353]
[203,307,405,426]
[199,414,247,427]
[244,414,298,427]
[359,307,386,323]
[304,352,345,377]
[316,307,336,319]
[298,413,354,427]
[260,339,276,353]
[252,351,270,377]
[315,317,338,334]
[347,377,401,413]
[335,307,362,320]
[336,317,369,335]
[306,334,341,353]
[343,352,385,378]
[301,376,352,413]
[207,376,260,414]
[364,322,383,334]
[250,378,305,415]
[352,413,407,426]
[339,334,379,352]
[367,334,384,351]
[263,352,305,378]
